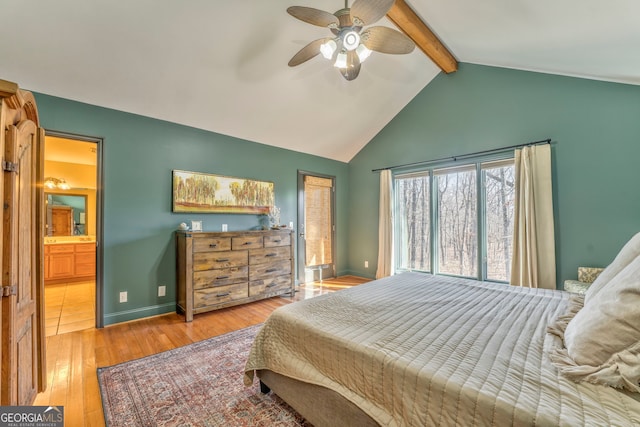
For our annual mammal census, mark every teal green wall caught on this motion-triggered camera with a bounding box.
[348,63,640,287]
[33,62,640,325]
[35,94,349,325]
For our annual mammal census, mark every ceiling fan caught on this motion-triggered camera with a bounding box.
[287,0,416,81]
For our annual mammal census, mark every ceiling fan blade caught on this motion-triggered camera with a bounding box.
[287,6,339,27]
[288,38,332,67]
[361,26,415,54]
[350,0,395,25]
[339,51,361,81]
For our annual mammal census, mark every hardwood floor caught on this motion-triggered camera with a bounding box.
[33,276,369,427]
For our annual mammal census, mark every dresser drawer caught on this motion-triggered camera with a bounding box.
[264,233,291,248]
[249,246,290,265]
[250,259,291,280]
[193,250,247,271]
[249,275,292,296]
[194,283,248,308]
[232,235,263,250]
[193,266,248,289]
[193,237,231,253]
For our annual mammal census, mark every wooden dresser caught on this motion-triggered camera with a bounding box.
[176,229,294,322]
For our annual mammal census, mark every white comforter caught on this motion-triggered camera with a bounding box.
[244,272,640,426]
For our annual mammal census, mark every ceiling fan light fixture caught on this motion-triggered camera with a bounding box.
[356,44,371,62]
[320,39,337,60]
[342,30,360,51]
[334,51,348,68]
[287,1,414,81]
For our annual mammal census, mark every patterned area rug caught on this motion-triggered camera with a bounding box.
[98,324,312,426]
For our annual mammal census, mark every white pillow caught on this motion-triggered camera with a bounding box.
[549,255,640,392]
[584,231,640,304]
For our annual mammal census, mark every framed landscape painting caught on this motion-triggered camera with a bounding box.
[172,170,274,214]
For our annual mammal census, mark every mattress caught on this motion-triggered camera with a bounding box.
[244,272,640,426]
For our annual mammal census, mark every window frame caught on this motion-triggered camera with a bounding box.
[393,171,433,274]
[481,158,517,282]
[393,152,515,283]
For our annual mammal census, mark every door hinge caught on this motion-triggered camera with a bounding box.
[2,285,17,297]
[2,160,18,173]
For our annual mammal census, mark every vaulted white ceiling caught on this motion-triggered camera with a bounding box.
[1,1,638,162]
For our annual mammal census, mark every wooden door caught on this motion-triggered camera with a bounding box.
[297,172,336,284]
[1,112,42,404]
[51,206,72,236]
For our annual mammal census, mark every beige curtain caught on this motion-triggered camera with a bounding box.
[376,170,394,279]
[510,144,556,289]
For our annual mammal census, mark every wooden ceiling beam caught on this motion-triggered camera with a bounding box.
[387,0,458,73]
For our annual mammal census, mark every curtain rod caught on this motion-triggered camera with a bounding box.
[371,138,551,173]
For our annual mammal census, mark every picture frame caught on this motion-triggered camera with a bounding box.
[190,220,202,232]
[172,170,274,214]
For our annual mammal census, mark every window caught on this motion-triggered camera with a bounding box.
[436,166,477,277]
[395,173,430,272]
[482,160,515,282]
[394,157,515,282]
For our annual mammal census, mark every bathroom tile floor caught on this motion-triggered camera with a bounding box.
[44,281,95,336]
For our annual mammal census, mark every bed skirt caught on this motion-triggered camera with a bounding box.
[257,369,379,427]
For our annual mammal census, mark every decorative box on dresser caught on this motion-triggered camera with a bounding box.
[176,229,294,322]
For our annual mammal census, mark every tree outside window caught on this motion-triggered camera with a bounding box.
[394,158,515,283]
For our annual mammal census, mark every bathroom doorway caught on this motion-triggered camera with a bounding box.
[42,132,103,333]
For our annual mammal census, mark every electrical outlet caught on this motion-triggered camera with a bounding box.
[364,261,369,268]
[158,285,166,297]
[289,221,294,229]
[119,291,127,303]
[222,224,228,232]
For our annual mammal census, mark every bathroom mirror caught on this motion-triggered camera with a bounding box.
[46,193,88,236]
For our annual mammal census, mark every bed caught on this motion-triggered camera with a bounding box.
[244,272,640,426]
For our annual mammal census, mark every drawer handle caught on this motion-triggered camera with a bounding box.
[209,244,218,248]
[266,283,277,288]
[265,253,278,257]
[216,275,230,280]
[242,242,253,245]
[273,239,281,243]
[216,258,230,262]
[266,268,278,273]
[216,292,230,297]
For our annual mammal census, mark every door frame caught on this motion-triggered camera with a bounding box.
[296,170,336,285]
[43,130,105,328]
